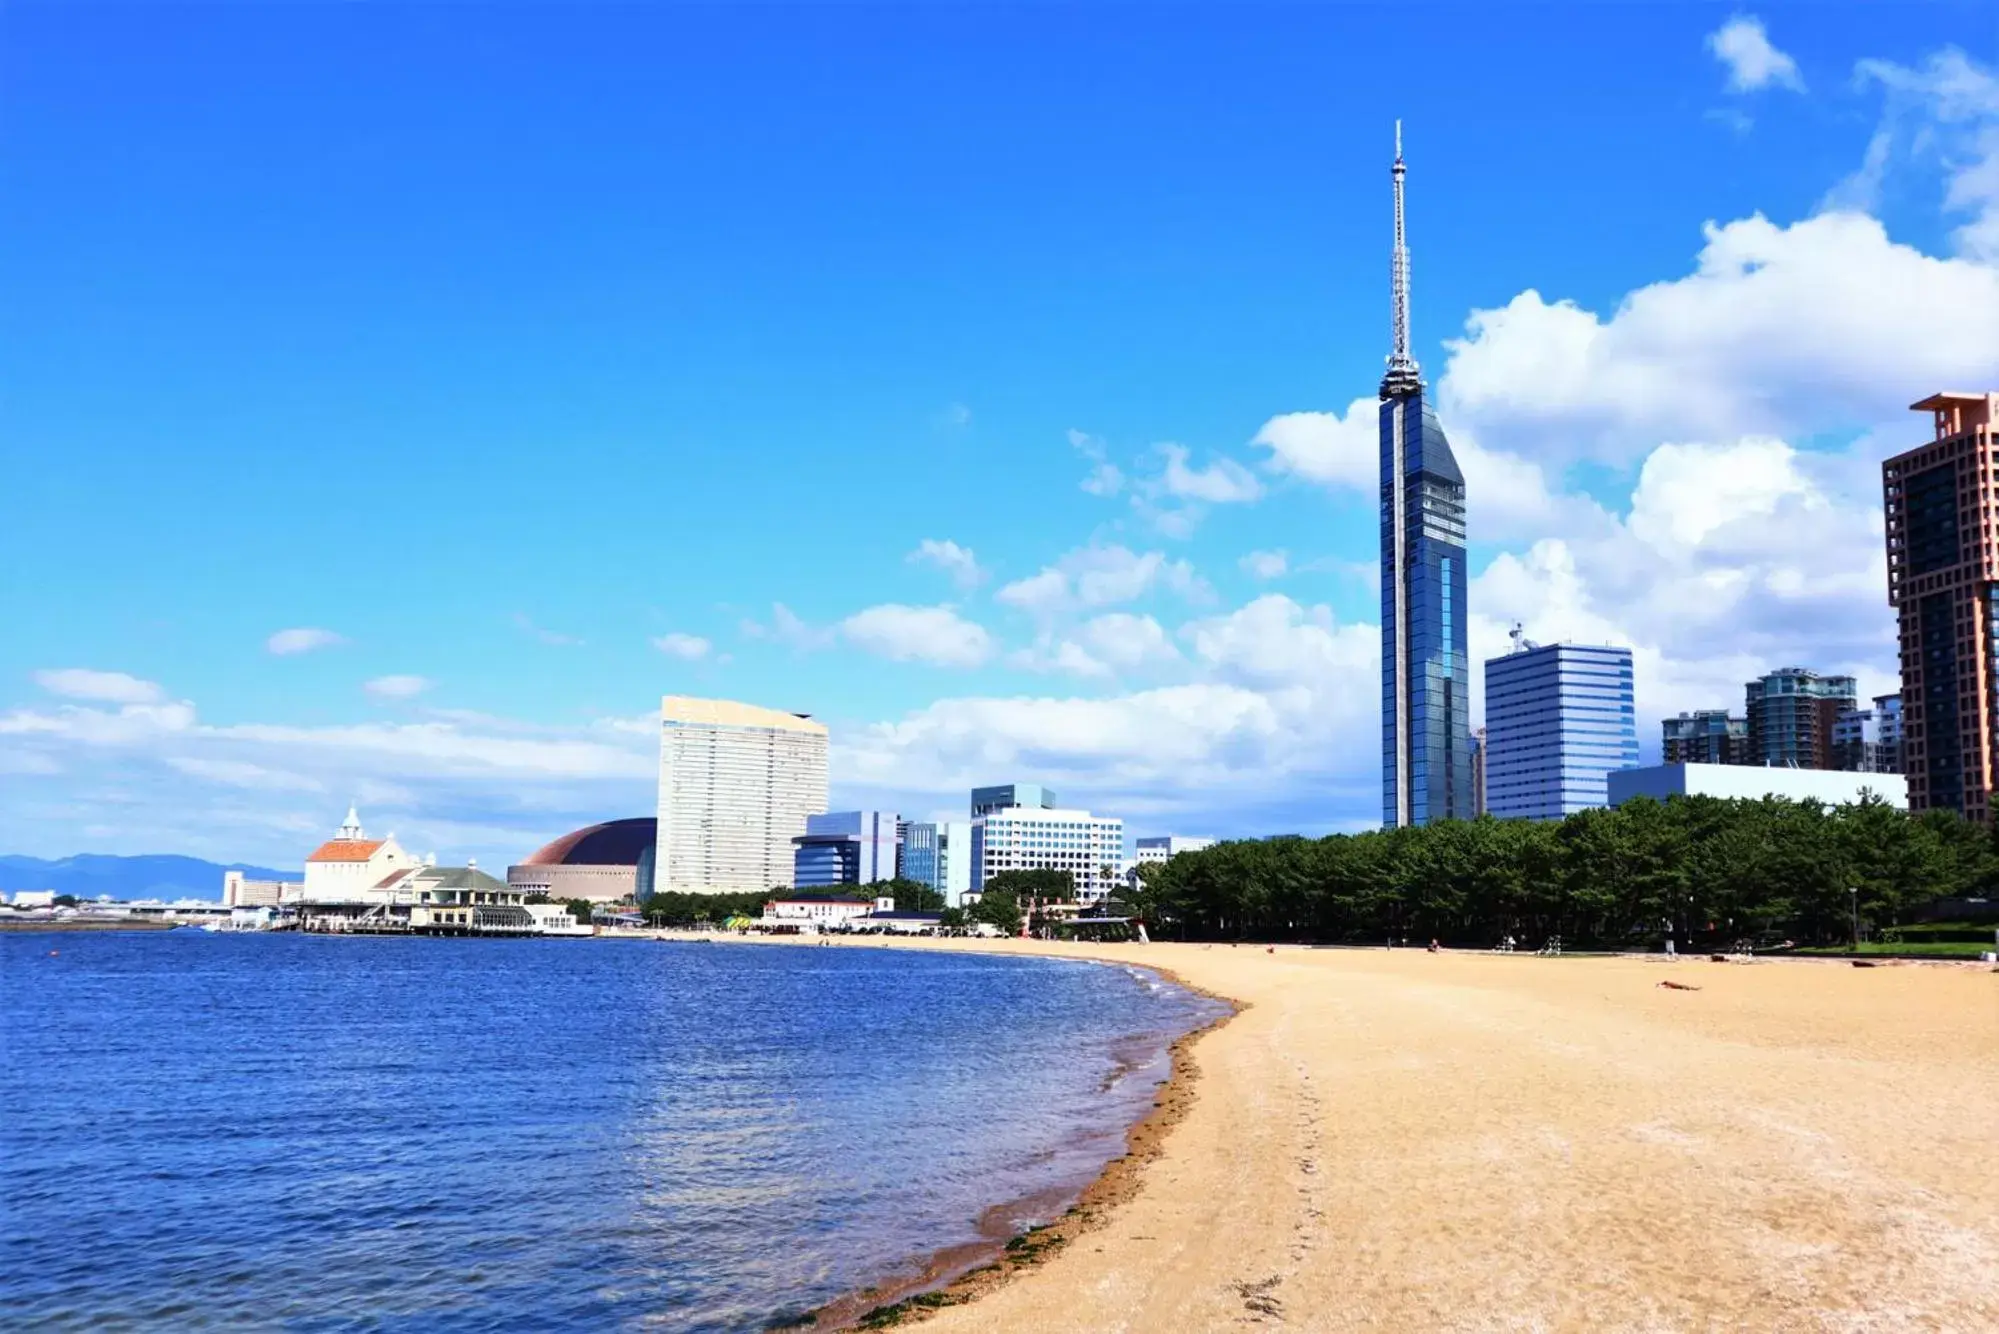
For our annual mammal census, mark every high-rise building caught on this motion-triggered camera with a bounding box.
[899,821,939,888]
[1744,668,1857,770]
[1482,635,1638,820]
[792,811,899,889]
[1379,123,1472,828]
[970,804,1125,903]
[654,696,829,894]
[1469,727,1487,817]
[1833,694,1904,775]
[1884,392,1999,818]
[971,783,1056,817]
[1662,710,1751,766]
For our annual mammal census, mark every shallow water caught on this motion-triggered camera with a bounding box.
[1,933,1221,1330]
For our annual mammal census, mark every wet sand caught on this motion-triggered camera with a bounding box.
[773,937,1999,1331]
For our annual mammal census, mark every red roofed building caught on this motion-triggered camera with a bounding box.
[301,806,413,902]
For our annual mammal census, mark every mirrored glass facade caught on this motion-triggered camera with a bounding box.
[1381,389,1472,826]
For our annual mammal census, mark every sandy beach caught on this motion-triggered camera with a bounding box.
[795,938,1999,1331]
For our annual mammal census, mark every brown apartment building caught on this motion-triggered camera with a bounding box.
[1883,392,1999,820]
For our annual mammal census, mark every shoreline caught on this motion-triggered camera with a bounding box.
[800,949,1240,1330]
[724,935,1996,1331]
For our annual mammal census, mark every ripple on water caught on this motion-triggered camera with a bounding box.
[2,936,1222,1331]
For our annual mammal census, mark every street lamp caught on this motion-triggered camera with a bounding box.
[1849,886,1860,950]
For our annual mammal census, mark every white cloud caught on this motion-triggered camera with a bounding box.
[364,675,432,700]
[1155,444,1264,504]
[34,668,166,705]
[995,545,1209,617]
[1069,428,1125,497]
[1240,550,1289,579]
[1081,613,1181,670]
[1008,636,1114,680]
[1849,49,1999,261]
[839,604,994,668]
[166,757,325,792]
[1708,15,1804,93]
[652,633,712,661]
[1437,211,1999,466]
[941,402,973,428]
[907,538,985,591]
[266,627,345,656]
[1252,401,1377,490]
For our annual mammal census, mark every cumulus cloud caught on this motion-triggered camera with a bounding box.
[1252,401,1378,490]
[907,538,985,591]
[1708,15,1804,93]
[652,633,712,661]
[364,675,432,700]
[1010,613,1182,680]
[996,545,1210,618]
[33,668,165,705]
[266,628,345,656]
[1155,444,1263,504]
[839,604,994,668]
[1437,211,1999,465]
[1240,550,1289,579]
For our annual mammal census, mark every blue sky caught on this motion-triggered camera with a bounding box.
[4,3,1997,870]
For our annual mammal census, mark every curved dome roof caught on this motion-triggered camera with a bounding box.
[521,817,655,867]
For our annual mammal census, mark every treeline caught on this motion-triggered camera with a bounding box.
[1128,795,1996,948]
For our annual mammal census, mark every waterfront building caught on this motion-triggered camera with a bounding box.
[1833,694,1904,775]
[508,817,655,904]
[1470,728,1487,817]
[1884,393,1999,819]
[791,810,900,888]
[971,804,1125,903]
[758,893,883,932]
[1609,763,1906,810]
[1663,710,1751,766]
[900,821,940,889]
[222,870,300,907]
[301,807,414,902]
[655,696,829,894]
[1745,667,1857,770]
[1378,124,1472,828]
[935,820,974,906]
[1483,633,1639,820]
[971,783,1056,817]
[1134,836,1216,864]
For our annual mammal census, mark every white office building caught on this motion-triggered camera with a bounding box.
[655,696,829,894]
[1134,835,1215,864]
[972,805,1125,903]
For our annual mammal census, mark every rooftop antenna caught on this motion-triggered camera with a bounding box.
[1380,120,1422,397]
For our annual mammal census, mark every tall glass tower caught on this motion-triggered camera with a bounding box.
[1379,124,1472,827]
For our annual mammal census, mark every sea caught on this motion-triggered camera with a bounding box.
[1,932,1224,1330]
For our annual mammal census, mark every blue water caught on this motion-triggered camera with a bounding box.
[1,933,1222,1330]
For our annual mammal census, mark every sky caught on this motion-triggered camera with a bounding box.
[4,3,1998,871]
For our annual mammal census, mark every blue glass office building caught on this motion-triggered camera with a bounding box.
[1379,128,1473,827]
[1484,642,1639,820]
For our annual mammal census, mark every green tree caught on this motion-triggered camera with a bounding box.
[968,886,1023,936]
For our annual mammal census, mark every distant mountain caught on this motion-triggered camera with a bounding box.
[0,854,301,903]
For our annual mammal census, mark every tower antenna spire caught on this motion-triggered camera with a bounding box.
[1381,120,1422,398]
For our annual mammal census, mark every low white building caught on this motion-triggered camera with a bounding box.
[1134,835,1216,864]
[759,894,884,931]
[1607,763,1908,810]
[972,806,1125,903]
[10,890,55,909]
[301,808,416,902]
